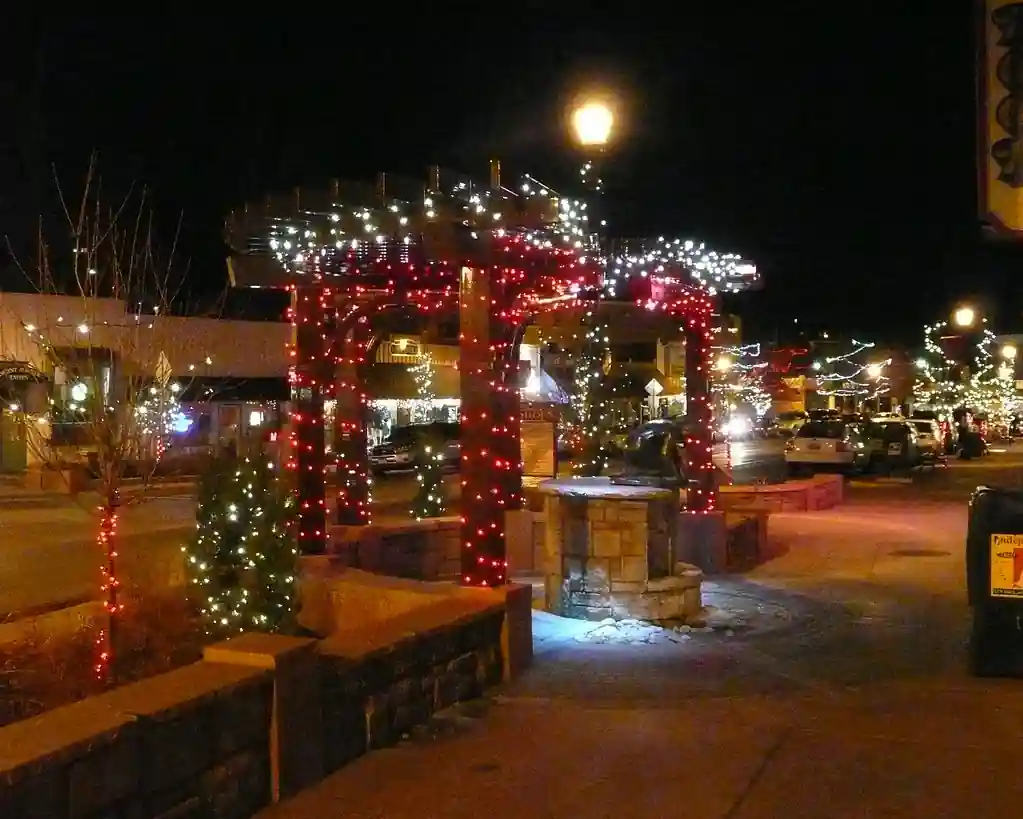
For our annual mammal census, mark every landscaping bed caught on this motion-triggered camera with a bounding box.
[0,593,212,728]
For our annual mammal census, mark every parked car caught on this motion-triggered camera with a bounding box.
[911,411,957,454]
[369,422,460,476]
[776,410,808,437]
[862,419,921,470]
[784,419,870,475]
[910,419,944,463]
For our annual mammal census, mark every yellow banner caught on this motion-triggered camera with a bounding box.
[981,0,1023,234]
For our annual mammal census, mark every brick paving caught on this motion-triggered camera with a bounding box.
[259,497,1023,818]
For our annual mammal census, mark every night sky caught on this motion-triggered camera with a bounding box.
[0,7,1006,344]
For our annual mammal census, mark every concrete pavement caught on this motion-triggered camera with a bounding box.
[258,496,1020,818]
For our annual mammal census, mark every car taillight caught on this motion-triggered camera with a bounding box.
[836,441,850,452]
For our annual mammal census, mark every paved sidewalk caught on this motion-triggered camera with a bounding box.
[258,499,1015,818]
[260,678,1023,818]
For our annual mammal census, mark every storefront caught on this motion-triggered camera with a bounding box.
[0,363,48,473]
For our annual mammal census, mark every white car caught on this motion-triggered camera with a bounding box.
[910,419,944,462]
[785,419,869,475]
[776,410,808,436]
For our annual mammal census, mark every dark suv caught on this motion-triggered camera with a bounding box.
[369,422,460,476]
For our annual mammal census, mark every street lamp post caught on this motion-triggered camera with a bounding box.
[954,305,976,329]
[571,99,614,243]
[569,98,615,475]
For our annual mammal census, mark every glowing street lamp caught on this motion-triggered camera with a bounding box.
[1002,344,1017,360]
[866,363,883,379]
[953,305,976,328]
[715,354,733,372]
[572,101,614,147]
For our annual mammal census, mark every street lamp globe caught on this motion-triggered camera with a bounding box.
[572,102,614,147]
[866,363,883,379]
[953,306,976,328]
[715,354,733,372]
[1002,344,1017,360]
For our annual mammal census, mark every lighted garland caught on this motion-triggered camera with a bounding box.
[811,339,890,400]
[186,451,298,637]
[607,238,758,297]
[714,343,771,420]
[232,166,746,579]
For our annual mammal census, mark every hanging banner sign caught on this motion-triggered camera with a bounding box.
[0,363,46,383]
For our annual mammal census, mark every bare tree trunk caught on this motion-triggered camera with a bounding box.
[95,487,121,682]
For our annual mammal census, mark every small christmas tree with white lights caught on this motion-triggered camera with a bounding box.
[409,351,447,518]
[572,313,612,476]
[410,438,447,520]
[410,352,435,424]
[186,450,297,637]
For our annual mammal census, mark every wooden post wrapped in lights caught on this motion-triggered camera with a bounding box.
[224,166,733,575]
[287,283,331,553]
[333,312,372,525]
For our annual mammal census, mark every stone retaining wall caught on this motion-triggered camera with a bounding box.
[719,474,843,513]
[0,660,275,819]
[327,510,545,580]
[0,582,532,818]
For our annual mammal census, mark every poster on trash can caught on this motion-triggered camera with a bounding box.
[990,534,1023,598]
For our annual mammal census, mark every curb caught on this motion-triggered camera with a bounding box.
[0,484,196,509]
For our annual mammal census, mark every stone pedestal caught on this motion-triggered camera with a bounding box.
[538,477,701,621]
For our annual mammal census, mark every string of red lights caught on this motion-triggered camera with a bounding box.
[256,183,722,582]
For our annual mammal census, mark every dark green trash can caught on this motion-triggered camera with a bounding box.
[966,486,1023,676]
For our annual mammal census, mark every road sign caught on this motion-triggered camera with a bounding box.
[155,352,172,387]
[645,378,663,396]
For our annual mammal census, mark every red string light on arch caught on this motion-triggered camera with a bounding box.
[236,174,725,584]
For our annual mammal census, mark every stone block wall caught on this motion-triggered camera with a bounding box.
[0,661,274,819]
[328,510,546,581]
[317,599,505,772]
[543,493,687,621]
[0,583,529,818]
[329,519,461,580]
[718,474,844,513]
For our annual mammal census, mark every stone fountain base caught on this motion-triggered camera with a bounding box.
[537,477,703,622]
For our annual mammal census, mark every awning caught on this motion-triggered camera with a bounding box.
[176,376,290,402]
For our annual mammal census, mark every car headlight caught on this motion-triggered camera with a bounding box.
[723,418,751,437]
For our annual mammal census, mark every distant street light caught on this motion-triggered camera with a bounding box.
[953,306,976,328]
[866,363,883,379]
[715,355,733,372]
[1002,344,1017,360]
[572,101,614,147]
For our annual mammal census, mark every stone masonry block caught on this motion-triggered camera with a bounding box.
[204,633,323,803]
[620,556,647,583]
[591,529,622,558]
[617,501,649,524]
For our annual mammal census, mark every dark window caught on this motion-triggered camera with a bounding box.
[797,421,845,439]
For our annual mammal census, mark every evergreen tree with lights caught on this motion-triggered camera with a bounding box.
[409,352,447,518]
[187,449,298,637]
[409,351,435,425]
[571,312,612,476]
